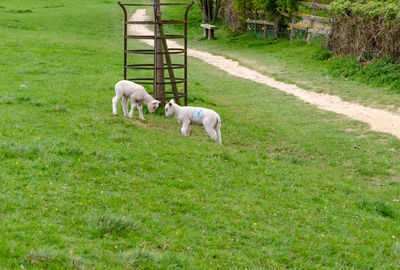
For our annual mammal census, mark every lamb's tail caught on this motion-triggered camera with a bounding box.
[215,115,222,145]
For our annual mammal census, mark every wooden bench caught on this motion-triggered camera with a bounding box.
[200,24,218,40]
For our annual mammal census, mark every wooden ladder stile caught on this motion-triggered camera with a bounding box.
[154,7,180,104]
[118,1,193,106]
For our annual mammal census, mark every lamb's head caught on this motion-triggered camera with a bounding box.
[164,99,175,118]
[147,100,161,114]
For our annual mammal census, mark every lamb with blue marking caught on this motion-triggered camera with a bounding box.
[165,99,222,144]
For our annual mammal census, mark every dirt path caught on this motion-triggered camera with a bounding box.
[129,9,400,139]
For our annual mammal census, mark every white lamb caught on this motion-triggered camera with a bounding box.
[165,99,222,144]
[112,80,160,120]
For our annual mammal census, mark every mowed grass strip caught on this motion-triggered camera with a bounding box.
[0,0,399,269]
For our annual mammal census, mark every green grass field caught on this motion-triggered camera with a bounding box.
[1,0,400,268]
[165,2,400,111]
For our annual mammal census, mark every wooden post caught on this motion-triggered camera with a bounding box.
[153,0,165,104]
[155,12,180,104]
[263,14,267,38]
[307,0,317,44]
[209,29,214,40]
[273,14,280,40]
[290,16,296,41]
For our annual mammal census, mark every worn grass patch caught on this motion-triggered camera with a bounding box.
[23,249,56,266]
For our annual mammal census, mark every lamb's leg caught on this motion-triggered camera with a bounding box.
[137,104,145,121]
[128,97,137,119]
[112,93,122,116]
[215,121,222,145]
[122,97,129,117]
[204,119,218,141]
[181,121,190,136]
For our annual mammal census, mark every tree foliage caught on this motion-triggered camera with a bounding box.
[231,0,301,26]
[234,0,301,15]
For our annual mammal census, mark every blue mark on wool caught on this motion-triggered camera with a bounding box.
[192,109,204,121]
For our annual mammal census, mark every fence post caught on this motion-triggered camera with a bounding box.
[273,14,280,39]
[290,16,296,41]
[307,0,317,44]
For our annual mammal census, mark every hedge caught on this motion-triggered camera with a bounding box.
[328,0,400,62]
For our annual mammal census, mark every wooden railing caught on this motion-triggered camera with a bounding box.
[246,0,331,43]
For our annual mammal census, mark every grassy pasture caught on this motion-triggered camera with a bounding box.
[0,0,400,269]
[165,1,400,111]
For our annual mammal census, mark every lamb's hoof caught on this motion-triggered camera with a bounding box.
[139,117,145,121]
[128,114,133,118]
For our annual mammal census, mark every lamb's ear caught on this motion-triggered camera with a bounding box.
[170,99,175,103]
[152,100,160,104]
